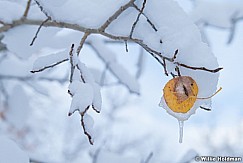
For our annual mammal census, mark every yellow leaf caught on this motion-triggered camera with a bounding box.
[163,76,198,113]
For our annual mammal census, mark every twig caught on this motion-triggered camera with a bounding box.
[143,152,153,163]
[30,58,68,73]
[130,0,147,38]
[162,58,168,76]
[170,72,177,78]
[100,64,108,86]
[92,147,102,163]
[80,107,93,145]
[172,49,179,61]
[30,17,50,46]
[124,40,128,52]
[175,66,181,76]
[30,158,48,163]
[22,0,32,18]
[132,3,158,32]
[136,47,145,78]
[92,105,100,114]
[76,64,86,83]
[200,106,211,111]
[69,44,75,83]
[99,0,135,31]
[76,32,90,56]
[34,0,51,18]
[227,21,237,44]
[174,62,223,73]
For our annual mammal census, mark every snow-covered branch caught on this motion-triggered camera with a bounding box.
[0,1,222,74]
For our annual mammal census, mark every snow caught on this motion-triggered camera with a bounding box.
[97,150,140,163]
[91,83,102,112]
[89,36,140,94]
[109,63,140,94]
[77,61,95,84]
[83,113,94,137]
[26,81,49,96]
[190,0,243,28]
[72,68,82,82]
[5,85,30,129]
[36,0,130,28]
[32,49,68,71]
[0,136,29,163]
[0,52,32,77]
[2,26,81,59]
[88,37,116,64]
[0,1,24,23]
[68,81,94,114]
[179,149,198,163]
[159,96,199,121]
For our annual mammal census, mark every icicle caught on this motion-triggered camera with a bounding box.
[178,120,184,143]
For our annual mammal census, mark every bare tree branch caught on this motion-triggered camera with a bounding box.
[124,40,128,52]
[80,107,93,145]
[69,44,75,83]
[174,62,223,73]
[172,49,179,62]
[22,0,32,18]
[91,147,101,163]
[130,0,147,38]
[99,0,135,31]
[30,17,50,46]
[76,32,90,56]
[136,47,145,78]
[162,58,168,76]
[34,0,51,19]
[143,152,153,163]
[30,58,68,73]
[132,3,158,32]
[200,106,211,111]
[100,64,108,86]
